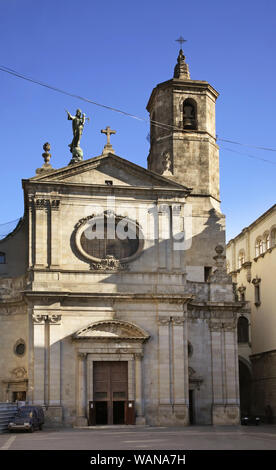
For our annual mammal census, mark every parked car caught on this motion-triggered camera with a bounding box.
[8,405,44,432]
[241,415,261,426]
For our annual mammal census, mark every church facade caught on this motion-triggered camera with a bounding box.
[0,51,244,426]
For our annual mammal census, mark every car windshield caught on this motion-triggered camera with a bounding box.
[16,408,33,418]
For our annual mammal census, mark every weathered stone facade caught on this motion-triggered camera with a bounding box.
[0,51,244,426]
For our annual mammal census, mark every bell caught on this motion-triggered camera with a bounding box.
[183,117,194,128]
[183,104,195,129]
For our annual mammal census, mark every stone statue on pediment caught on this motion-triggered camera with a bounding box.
[66,108,88,164]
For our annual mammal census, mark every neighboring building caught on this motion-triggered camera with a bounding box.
[0,50,244,427]
[227,204,276,421]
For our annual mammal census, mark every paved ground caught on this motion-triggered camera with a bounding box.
[0,424,276,450]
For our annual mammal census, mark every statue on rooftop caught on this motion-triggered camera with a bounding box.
[66,108,87,164]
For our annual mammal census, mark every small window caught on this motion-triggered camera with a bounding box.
[255,238,263,257]
[263,233,270,251]
[271,228,276,248]
[237,316,249,343]
[0,252,6,264]
[255,284,261,305]
[204,266,212,282]
[105,180,113,186]
[238,250,245,269]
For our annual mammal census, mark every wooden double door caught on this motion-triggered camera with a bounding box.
[89,361,135,425]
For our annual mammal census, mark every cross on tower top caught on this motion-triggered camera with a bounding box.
[101,126,116,155]
[175,36,187,50]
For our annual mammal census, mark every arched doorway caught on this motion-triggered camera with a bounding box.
[239,358,252,416]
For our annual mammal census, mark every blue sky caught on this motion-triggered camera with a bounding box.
[0,0,275,241]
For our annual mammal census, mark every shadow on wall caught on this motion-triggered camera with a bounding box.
[69,207,226,285]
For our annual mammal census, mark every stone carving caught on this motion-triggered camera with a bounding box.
[78,352,87,359]
[172,317,185,325]
[158,317,170,326]
[173,49,190,80]
[35,199,49,210]
[73,319,150,342]
[209,245,232,284]
[252,276,261,285]
[75,214,95,230]
[48,314,62,324]
[90,255,128,272]
[32,314,62,324]
[32,314,48,324]
[36,142,55,175]
[161,152,173,176]
[66,109,88,164]
[51,200,60,210]
[209,319,236,332]
[11,367,27,379]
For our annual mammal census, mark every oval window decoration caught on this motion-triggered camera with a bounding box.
[75,212,144,267]
[14,339,26,357]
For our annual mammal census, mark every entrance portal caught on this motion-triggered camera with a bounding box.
[90,361,128,425]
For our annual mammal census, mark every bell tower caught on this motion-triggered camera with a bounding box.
[147,49,220,202]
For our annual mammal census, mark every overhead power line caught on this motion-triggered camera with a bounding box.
[0,65,276,162]
[1,64,276,151]
[220,146,276,165]
[218,138,276,153]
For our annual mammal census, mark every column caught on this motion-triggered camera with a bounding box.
[210,318,240,425]
[224,328,240,406]
[172,205,183,270]
[210,321,224,407]
[32,314,47,405]
[28,197,34,267]
[135,353,145,424]
[172,317,189,424]
[158,205,169,269]
[76,353,88,426]
[34,199,48,268]
[49,315,62,405]
[50,199,61,268]
[172,318,185,404]
[158,318,171,417]
[27,307,34,403]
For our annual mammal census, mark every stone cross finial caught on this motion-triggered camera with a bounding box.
[101,126,116,155]
[175,36,187,50]
[173,39,190,80]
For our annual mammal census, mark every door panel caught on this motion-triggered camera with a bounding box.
[93,361,128,425]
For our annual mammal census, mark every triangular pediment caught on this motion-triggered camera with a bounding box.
[72,319,150,341]
[30,153,190,191]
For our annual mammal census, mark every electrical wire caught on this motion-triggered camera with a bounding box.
[1,64,276,153]
[220,146,276,165]
[218,138,276,153]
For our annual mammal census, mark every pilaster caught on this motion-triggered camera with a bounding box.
[34,199,49,268]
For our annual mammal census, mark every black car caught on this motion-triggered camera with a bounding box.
[8,405,44,432]
[241,415,261,425]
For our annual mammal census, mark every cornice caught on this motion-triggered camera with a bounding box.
[147,78,219,111]
[23,291,193,304]
[226,203,276,246]
[22,180,190,197]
